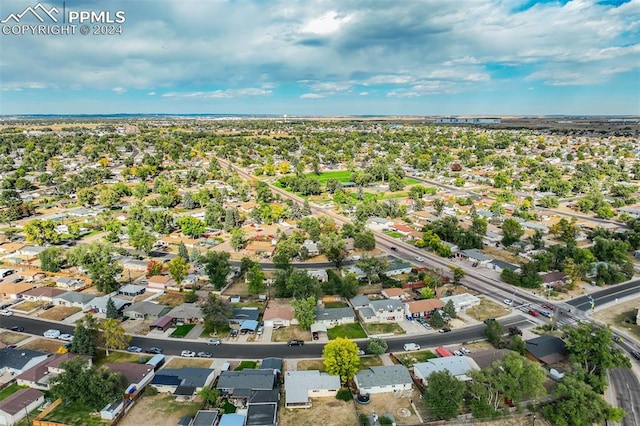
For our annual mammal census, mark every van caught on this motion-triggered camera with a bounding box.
[403,343,420,351]
[220,362,231,372]
[539,310,553,318]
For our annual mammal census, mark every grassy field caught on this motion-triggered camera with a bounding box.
[42,401,109,426]
[359,356,384,369]
[170,324,195,338]
[327,323,367,340]
[271,325,309,342]
[95,350,150,366]
[235,360,258,370]
[21,338,64,353]
[0,384,27,401]
[395,350,438,366]
[593,296,640,340]
[153,292,186,307]
[465,297,510,322]
[306,170,352,183]
[164,358,214,369]
[12,300,43,312]
[384,231,404,238]
[362,322,406,335]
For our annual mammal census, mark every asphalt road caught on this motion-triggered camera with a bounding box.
[567,278,640,311]
[0,314,530,359]
[609,367,640,426]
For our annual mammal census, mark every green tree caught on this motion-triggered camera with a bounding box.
[424,370,465,420]
[167,256,189,286]
[366,337,388,355]
[50,357,127,411]
[178,242,189,260]
[356,255,389,285]
[320,233,347,268]
[24,219,61,245]
[70,314,98,356]
[420,287,435,299]
[487,352,546,404]
[106,297,118,319]
[501,218,524,246]
[132,182,149,199]
[246,263,265,294]
[443,299,457,319]
[198,387,220,406]
[66,242,122,293]
[450,266,465,285]
[127,222,155,255]
[353,230,376,251]
[229,227,247,251]
[542,375,626,426]
[484,319,504,347]
[76,187,97,207]
[182,192,196,209]
[322,337,361,383]
[285,269,320,299]
[38,246,65,272]
[291,296,317,330]
[201,294,232,333]
[100,318,130,356]
[202,250,231,290]
[177,216,206,238]
[337,272,359,299]
[429,310,445,328]
[97,187,121,209]
[432,198,445,216]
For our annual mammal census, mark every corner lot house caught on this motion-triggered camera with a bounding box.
[439,293,481,313]
[0,388,44,425]
[152,368,215,400]
[118,284,146,297]
[526,335,567,365]
[147,275,175,292]
[20,286,67,303]
[354,365,412,395]
[284,370,341,408]
[16,353,91,390]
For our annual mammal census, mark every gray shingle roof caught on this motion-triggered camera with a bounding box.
[55,291,95,304]
[154,367,214,387]
[284,370,340,406]
[414,356,479,381]
[123,301,171,317]
[0,348,48,371]
[315,306,355,321]
[217,370,276,392]
[355,365,412,389]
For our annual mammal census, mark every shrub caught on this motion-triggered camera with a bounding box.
[359,414,371,426]
[379,416,394,425]
[335,388,352,401]
[145,386,158,396]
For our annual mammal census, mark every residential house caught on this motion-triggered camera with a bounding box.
[105,362,155,396]
[0,281,38,299]
[442,241,460,254]
[365,217,394,232]
[404,299,444,318]
[16,353,91,390]
[17,246,46,259]
[439,293,481,313]
[284,370,341,408]
[263,305,295,328]
[218,414,247,426]
[384,259,412,277]
[231,308,260,326]
[118,284,146,297]
[487,259,520,273]
[349,295,371,309]
[0,388,44,426]
[245,241,276,257]
[217,369,277,398]
[167,303,202,324]
[301,240,320,256]
[191,410,219,426]
[100,400,125,421]
[314,306,356,328]
[53,291,95,309]
[0,242,25,258]
[0,348,50,375]
[526,335,567,365]
[354,365,413,395]
[55,277,84,289]
[482,231,502,247]
[381,288,408,300]
[306,269,328,282]
[341,265,366,280]
[413,356,480,385]
[460,249,492,265]
[150,315,174,332]
[151,368,216,400]
[468,349,516,369]
[90,295,131,315]
[147,275,175,292]
[540,271,569,288]
[522,221,549,234]
[246,389,279,426]
[357,299,405,323]
[260,358,282,375]
[19,287,66,303]
[123,301,171,320]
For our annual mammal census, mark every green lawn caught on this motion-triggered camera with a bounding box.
[384,231,403,238]
[170,324,196,338]
[235,360,258,371]
[359,356,384,369]
[95,350,150,367]
[306,170,352,183]
[0,384,27,401]
[395,350,438,367]
[362,323,406,335]
[42,402,109,426]
[404,178,420,185]
[324,301,349,308]
[327,323,367,340]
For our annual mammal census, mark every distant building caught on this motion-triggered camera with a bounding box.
[435,117,501,124]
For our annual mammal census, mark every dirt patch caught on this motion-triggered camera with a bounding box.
[0,331,30,345]
[271,325,310,342]
[164,358,215,369]
[354,390,423,426]
[465,297,511,322]
[297,360,325,371]
[593,296,640,340]
[12,300,43,312]
[450,415,551,426]
[118,394,201,426]
[38,306,81,321]
[154,292,186,307]
[121,319,153,335]
[21,338,63,353]
[278,397,358,426]
[221,278,251,297]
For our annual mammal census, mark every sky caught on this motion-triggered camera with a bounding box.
[0,0,638,116]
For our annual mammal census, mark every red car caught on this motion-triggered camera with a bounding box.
[528,310,539,317]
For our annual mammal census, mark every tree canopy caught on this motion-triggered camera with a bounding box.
[322,337,360,383]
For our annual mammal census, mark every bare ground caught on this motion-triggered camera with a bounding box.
[154,292,187,307]
[593,296,640,340]
[118,394,201,426]
[278,397,358,426]
[21,338,63,353]
[38,306,81,321]
[163,358,215,369]
[0,331,30,345]
[354,390,423,426]
[465,297,511,322]
[271,325,310,342]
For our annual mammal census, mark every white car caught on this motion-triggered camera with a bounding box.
[58,334,74,342]
[181,350,196,358]
[503,299,513,306]
[44,329,61,339]
[207,338,222,346]
[403,343,421,351]
[414,256,425,262]
[453,350,463,356]
[460,347,471,354]
[0,310,12,316]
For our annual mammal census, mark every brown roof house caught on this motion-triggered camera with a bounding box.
[16,353,91,390]
[147,275,175,292]
[20,286,67,302]
[525,335,567,365]
[0,388,44,425]
[105,362,155,397]
[263,304,295,328]
[404,299,444,318]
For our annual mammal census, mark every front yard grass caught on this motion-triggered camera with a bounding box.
[163,358,213,369]
[170,324,195,338]
[41,401,109,426]
[359,356,384,369]
[395,350,438,366]
[38,306,81,321]
[327,323,367,340]
[465,297,510,322]
[0,331,30,345]
[12,300,43,312]
[153,292,186,308]
[235,360,258,371]
[362,322,406,335]
[271,325,309,342]
[297,359,325,371]
[94,350,150,367]
[20,338,64,353]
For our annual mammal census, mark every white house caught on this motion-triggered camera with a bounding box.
[284,370,341,408]
[439,293,481,313]
[413,356,480,385]
[357,299,405,323]
[314,306,356,328]
[354,365,413,395]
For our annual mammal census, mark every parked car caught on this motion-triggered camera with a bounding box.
[0,310,12,316]
[230,329,238,338]
[287,340,304,346]
[439,327,452,333]
[58,334,74,342]
[453,350,463,356]
[207,338,222,346]
[460,347,471,354]
[9,326,24,332]
[12,277,24,283]
[528,310,539,317]
[181,350,196,357]
[197,351,213,358]
[42,304,55,311]
[414,256,425,262]
[44,329,61,339]
[127,346,143,353]
[257,326,264,335]
[147,347,163,354]
[312,331,319,340]
[403,343,420,351]
[358,349,366,356]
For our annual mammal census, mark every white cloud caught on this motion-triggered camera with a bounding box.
[300,93,325,99]
[162,87,272,99]
[147,92,156,96]
[113,87,127,94]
